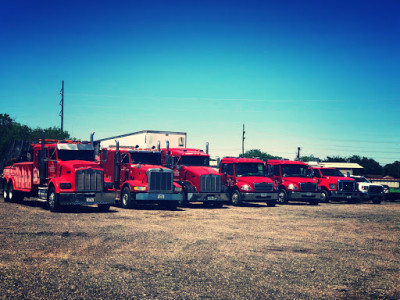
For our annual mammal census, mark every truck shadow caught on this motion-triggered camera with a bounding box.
[6,198,119,214]
[182,203,230,210]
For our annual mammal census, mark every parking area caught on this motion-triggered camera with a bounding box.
[1,198,399,299]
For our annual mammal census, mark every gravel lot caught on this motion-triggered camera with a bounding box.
[1,198,399,299]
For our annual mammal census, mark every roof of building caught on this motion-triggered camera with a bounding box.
[307,162,363,169]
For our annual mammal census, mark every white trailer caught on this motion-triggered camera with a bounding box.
[94,130,187,150]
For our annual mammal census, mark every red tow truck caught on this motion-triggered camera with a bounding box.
[161,143,226,207]
[2,133,115,212]
[99,142,183,209]
[266,160,321,205]
[310,167,360,203]
[219,157,277,206]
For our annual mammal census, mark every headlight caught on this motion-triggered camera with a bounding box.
[104,182,114,189]
[60,183,71,189]
[240,185,252,191]
[329,184,336,190]
[174,187,182,192]
[287,184,298,190]
[134,186,146,191]
[362,186,368,191]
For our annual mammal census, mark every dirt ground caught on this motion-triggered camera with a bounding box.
[1,197,399,299]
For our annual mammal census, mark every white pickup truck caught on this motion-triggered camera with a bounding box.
[350,175,384,204]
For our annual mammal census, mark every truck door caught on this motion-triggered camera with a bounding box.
[47,146,57,179]
[271,165,281,185]
[121,153,130,182]
[221,163,235,191]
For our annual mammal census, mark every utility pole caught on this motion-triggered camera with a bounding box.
[59,80,64,132]
[242,124,245,157]
[296,147,301,161]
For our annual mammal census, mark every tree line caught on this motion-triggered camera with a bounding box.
[0,113,71,172]
[239,149,400,178]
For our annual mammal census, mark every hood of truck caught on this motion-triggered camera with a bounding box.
[236,176,274,185]
[131,164,170,172]
[61,160,102,170]
[282,177,316,185]
[319,176,356,184]
[181,166,220,177]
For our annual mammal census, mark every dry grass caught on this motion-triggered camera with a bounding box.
[0,199,399,299]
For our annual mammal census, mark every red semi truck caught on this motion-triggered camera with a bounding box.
[2,133,115,212]
[266,159,321,205]
[99,142,183,209]
[161,143,226,207]
[219,157,277,206]
[310,167,360,203]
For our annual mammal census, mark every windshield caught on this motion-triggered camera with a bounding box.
[130,152,161,165]
[181,156,209,167]
[353,177,369,183]
[320,169,344,177]
[57,149,95,161]
[281,164,310,177]
[235,163,265,177]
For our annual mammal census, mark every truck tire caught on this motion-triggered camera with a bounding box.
[320,190,329,203]
[231,190,242,206]
[121,187,134,209]
[3,181,10,202]
[178,192,189,207]
[47,187,60,212]
[8,183,21,203]
[277,189,288,204]
[98,204,111,212]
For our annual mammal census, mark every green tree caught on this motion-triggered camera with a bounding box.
[383,161,400,178]
[239,149,281,162]
[299,154,319,162]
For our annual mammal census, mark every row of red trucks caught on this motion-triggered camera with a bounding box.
[1,132,380,212]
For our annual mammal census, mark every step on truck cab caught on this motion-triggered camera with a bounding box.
[310,167,360,203]
[161,143,226,207]
[266,159,321,205]
[219,157,278,206]
[100,142,183,209]
[2,133,115,212]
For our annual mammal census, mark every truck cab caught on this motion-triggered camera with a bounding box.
[311,167,359,203]
[2,136,115,212]
[160,147,226,207]
[266,160,321,205]
[100,144,183,209]
[219,157,277,206]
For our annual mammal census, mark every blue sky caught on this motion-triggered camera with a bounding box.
[1,0,399,165]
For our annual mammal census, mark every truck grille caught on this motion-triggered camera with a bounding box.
[76,169,103,192]
[338,180,356,192]
[300,182,317,192]
[254,182,274,192]
[369,185,383,193]
[200,174,221,193]
[147,169,173,193]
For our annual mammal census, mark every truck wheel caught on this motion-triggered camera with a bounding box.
[231,190,242,206]
[178,193,189,207]
[47,187,60,212]
[98,204,111,212]
[121,187,134,209]
[266,200,276,207]
[3,181,10,202]
[321,190,329,203]
[277,189,288,204]
[8,183,21,203]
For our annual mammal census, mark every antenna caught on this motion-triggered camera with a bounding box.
[242,124,245,156]
[59,80,64,132]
